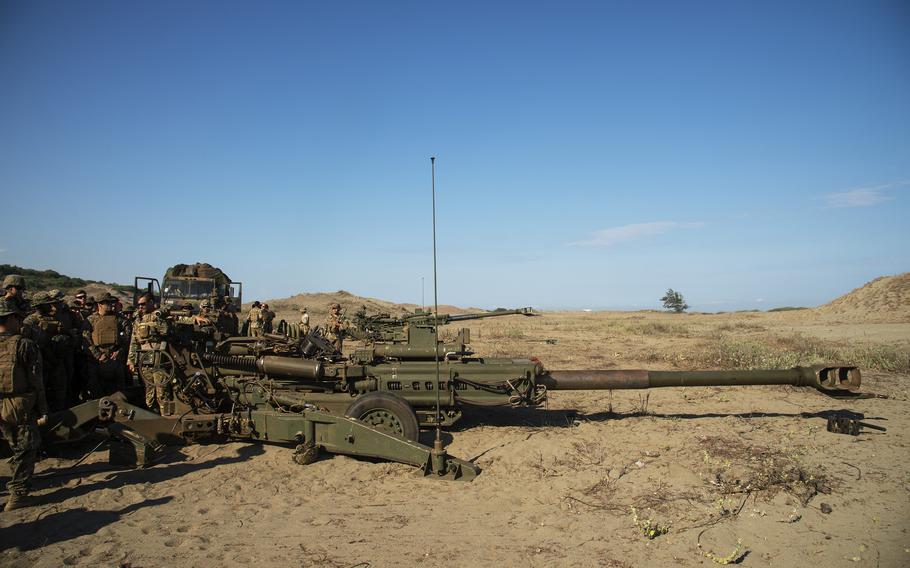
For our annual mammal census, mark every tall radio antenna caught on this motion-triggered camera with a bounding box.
[430,156,443,455]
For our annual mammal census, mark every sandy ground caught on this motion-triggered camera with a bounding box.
[1,309,908,567]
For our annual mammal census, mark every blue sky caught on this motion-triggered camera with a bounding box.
[1,1,908,311]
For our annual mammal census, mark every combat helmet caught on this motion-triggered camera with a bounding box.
[30,291,58,307]
[2,274,26,290]
[97,292,116,304]
[0,297,27,317]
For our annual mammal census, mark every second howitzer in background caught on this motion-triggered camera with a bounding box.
[351,306,535,343]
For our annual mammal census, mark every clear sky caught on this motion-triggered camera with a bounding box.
[1,1,908,311]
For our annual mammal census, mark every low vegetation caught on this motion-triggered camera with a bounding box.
[0,264,133,294]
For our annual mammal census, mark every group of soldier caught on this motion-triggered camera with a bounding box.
[243,302,344,351]
[1,273,355,511]
[245,301,276,336]
[0,274,242,512]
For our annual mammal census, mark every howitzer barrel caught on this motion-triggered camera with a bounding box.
[539,365,861,394]
[444,307,535,322]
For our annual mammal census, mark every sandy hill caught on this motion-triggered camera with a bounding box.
[247,290,472,323]
[815,273,910,323]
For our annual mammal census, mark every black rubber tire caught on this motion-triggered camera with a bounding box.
[344,392,420,442]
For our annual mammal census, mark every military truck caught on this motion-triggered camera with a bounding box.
[136,263,242,310]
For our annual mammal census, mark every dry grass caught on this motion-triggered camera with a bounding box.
[698,435,831,505]
[697,334,909,373]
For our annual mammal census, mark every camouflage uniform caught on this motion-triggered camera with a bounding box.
[128,309,175,415]
[67,292,93,403]
[0,299,48,511]
[50,291,82,405]
[261,305,275,334]
[23,292,70,412]
[325,303,346,350]
[247,304,263,337]
[226,304,239,336]
[300,308,310,335]
[3,275,36,342]
[2,275,29,313]
[84,295,130,396]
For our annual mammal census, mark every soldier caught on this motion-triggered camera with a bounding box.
[224,296,239,335]
[193,299,220,333]
[71,290,92,321]
[23,292,70,412]
[50,290,82,405]
[72,289,87,307]
[325,303,347,351]
[84,293,129,396]
[2,275,29,311]
[247,301,263,337]
[128,294,173,414]
[66,291,92,402]
[300,307,310,335]
[3,275,34,340]
[261,303,275,334]
[207,298,234,337]
[0,297,48,511]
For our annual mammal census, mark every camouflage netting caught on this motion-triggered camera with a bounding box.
[165,263,232,286]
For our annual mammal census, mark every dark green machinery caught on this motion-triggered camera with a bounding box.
[280,305,535,341]
[211,323,862,436]
[43,302,861,483]
[42,320,479,481]
[349,306,535,343]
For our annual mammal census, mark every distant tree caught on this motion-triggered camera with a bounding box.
[660,288,689,313]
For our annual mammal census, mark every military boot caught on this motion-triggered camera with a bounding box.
[4,493,35,512]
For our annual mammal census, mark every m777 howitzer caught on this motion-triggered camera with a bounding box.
[210,324,863,439]
[349,306,536,343]
[42,322,479,481]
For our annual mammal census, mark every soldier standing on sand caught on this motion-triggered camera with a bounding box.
[128,293,175,415]
[0,298,48,512]
[23,292,70,412]
[49,290,81,405]
[247,301,263,337]
[84,293,129,395]
[261,303,275,334]
[300,307,310,335]
[325,303,346,351]
[68,290,91,402]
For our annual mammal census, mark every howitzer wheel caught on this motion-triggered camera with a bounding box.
[138,349,176,387]
[344,392,420,442]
